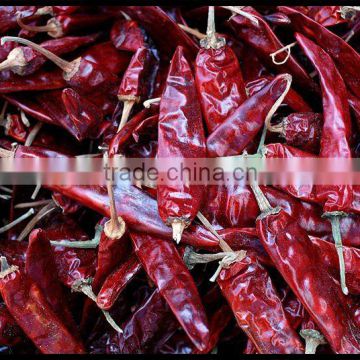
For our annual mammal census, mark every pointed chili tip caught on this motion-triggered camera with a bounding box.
[172,220,186,244]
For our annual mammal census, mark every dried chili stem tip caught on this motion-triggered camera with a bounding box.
[323,211,349,295]
[71,278,123,333]
[51,224,103,249]
[0,257,18,278]
[0,194,11,201]
[17,201,57,241]
[0,47,27,74]
[200,6,225,49]
[143,97,161,108]
[266,116,287,136]
[17,14,63,38]
[0,208,35,234]
[117,96,137,133]
[1,37,78,79]
[171,219,186,244]
[270,42,297,65]
[177,24,205,40]
[222,6,259,26]
[24,122,43,146]
[0,186,12,194]
[300,329,327,354]
[250,181,281,218]
[339,6,360,20]
[15,199,52,209]
[103,152,126,239]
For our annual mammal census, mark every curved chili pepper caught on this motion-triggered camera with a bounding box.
[228,6,318,93]
[0,257,86,354]
[246,76,312,113]
[217,254,304,354]
[111,18,146,53]
[123,6,199,60]
[207,73,291,157]
[157,46,206,242]
[251,183,360,354]
[278,6,360,100]
[0,303,24,346]
[194,7,247,134]
[97,254,142,310]
[0,33,100,76]
[130,232,210,351]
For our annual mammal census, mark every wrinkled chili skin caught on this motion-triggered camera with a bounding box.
[97,254,142,310]
[157,46,206,226]
[0,265,86,354]
[130,232,210,351]
[206,74,290,157]
[229,6,318,93]
[111,18,146,53]
[282,112,322,153]
[256,208,360,354]
[217,255,304,354]
[296,33,353,213]
[195,44,247,134]
[279,6,360,100]
[295,6,346,27]
[122,6,198,60]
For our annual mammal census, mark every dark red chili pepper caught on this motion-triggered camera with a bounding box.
[228,6,318,93]
[279,6,360,100]
[123,6,199,60]
[111,18,146,53]
[132,113,159,143]
[157,46,206,242]
[17,12,112,39]
[241,48,269,82]
[0,256,86,354]
[130,232,210,351]
[194,7,247,134]
[207,73,291,157]
[217,253,304,354]
[0,303,24,346]
[0,6,37,34]
[26,229,78,333]
[246,76,312,113]
[117,47,157,132]
[0,33,100,76]
[51,192,82,214]
[251,183,360,354]
[97,254,142,310]
[295,6,346,27]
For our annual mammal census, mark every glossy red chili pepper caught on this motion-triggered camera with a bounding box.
[123,6,199,60]
[26,229,78,333]
[246,76,312,113]
[279,6,360,100]
[132,113,159,143]
[0,33,100,76]
[229,6,318,93]
[157,46,206,241]
[130,232,210,351]
[251,184,360,353]
[217,254,304,354]
[194,7,247,134]
[295,6,346,27]
[0,303,24,346]
[97,254,142,310]
[111,18,146,53]
[207,73,291,157]
[0,257,86,354]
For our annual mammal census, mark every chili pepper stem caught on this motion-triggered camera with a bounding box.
[20,111,31,127]
[117,100,135,133]
[200,6,225,49]
[339,6,360,20]
[0,194,11,200]
[1,37,77,76]
[0,48,26,73]
[222,6,259,26]
[250,182,280,218]
[72,279,123,333]
[270,42,297,65]
[0,148,13,158]
[300,329,327,354]
[31,182,41,200]
[34,6,54,16]
[143,97,161,108]
[50,224,103,249]
[24,122,43,146]
[103,152,126,239]
[323,211,349,295]
[0,186,12,194]
[172,219,186,244]
[267,117,287,135]
[0,257,18,278]
[177,24,205,40]
[15,199,52,209]
[0,208,35,234]
[16,15,58,34]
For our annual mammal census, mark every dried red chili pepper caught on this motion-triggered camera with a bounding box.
[0,303,24,347]
[111,18,146,53]
[207,73,291,157]
[0,257,86,354]
[194,7,247,134]
[0,6,37,34]
[2,113,29,143]
[157,46,206,242]
[0,33,100,76]
[228,6,318,93]
[295,6,346,27]
[251,183,360,353]
[130,232,210,351]
[17,12,112,38]
[117,47,157,132]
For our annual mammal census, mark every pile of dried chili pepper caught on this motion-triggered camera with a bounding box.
[0,4,360,355]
